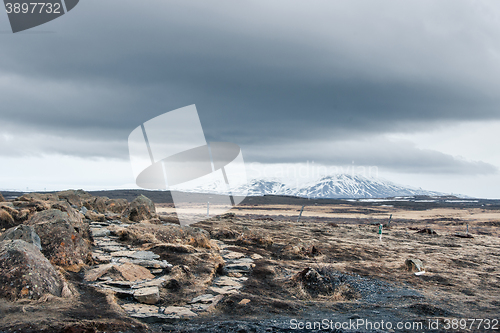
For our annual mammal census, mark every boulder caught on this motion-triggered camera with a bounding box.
[56,189,93,208]
[0,240,64,300]
[405,258,425,272]
[0,193,5,202]
[122,195,156,222]
[17,193,59,202]
[28,209,91,266]
[90,196,108,213]
[105,198,129,214]
[49,200,84,223]
[0,208,15,229]
[0,225,41,250]
[28,208,90,240]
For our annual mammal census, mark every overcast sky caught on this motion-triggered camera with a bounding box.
[1,0,500,197]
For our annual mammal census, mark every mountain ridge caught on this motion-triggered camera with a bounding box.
[190,174,448,199]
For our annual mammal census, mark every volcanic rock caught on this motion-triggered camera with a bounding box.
[0,225,41,250]
[29,209,91,266]
[122,195,156,222]
[0,240,64,300]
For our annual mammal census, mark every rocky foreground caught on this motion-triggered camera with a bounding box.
[0,191,498,333]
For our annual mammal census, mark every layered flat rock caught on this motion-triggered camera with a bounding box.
[208,286,240,295]
[90,228,110,238]
[188,293,224,312]
[115,262,155,281]
[101,245,129,253]
[225,262,253,273]
[213,276,246,288]
[134,286,160,304]
[221,251,246,260]
[161,306,198,319]
[85,262,155,282]
[117,257,172,269]
[111,250,159,260]
[121,303,179,323]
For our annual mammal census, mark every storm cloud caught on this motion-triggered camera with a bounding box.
[1,0,500,175]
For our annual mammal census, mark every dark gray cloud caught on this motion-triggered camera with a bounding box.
[1,0,500,175]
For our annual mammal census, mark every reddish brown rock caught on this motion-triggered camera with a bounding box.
[105,198,129,214]
[84,262,154,282]
[28,209,91,267]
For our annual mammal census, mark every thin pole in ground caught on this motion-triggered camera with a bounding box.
[297,204,305,223]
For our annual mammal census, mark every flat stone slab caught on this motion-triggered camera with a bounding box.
[130,251,160,260]
[121,303,180,323]
[134,286,160,304]
[222,251,246,260]
[189,293,224,310]
[225,262,253,272]
[133,277,167,289]
[110,251,160,260]
[208,286,240,295]
[91,228,110,238]
[115,262,155,282]
[229,258,254,264]
[189,293,217,304]
[94,285,135,298]
[101,280,135,288]
[92,254,112,263]
[213,276,244,288]
[94,240,123,247]
[250,253,263,260]
[118,257,172,269]
[85,264,114,282]
[111,250,137,258]
[161,306,198,319]
[101,245,129,253]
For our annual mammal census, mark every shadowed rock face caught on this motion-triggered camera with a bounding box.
[122,195,156,222]
[0,225,42,250]
[28,209,91,266]
[0,240,64,300]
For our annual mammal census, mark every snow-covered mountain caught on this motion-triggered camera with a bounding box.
[186,174,446,199]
